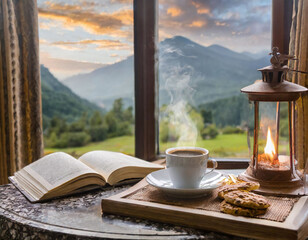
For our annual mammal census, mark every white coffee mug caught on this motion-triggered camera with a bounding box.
[166,147,218,189]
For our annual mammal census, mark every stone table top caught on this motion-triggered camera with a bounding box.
[0,179,250,240]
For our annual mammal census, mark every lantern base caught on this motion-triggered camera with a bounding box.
[239,167,305,196]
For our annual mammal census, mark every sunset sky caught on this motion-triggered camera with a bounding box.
[38,0,271,79]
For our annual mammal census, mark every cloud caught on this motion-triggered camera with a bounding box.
[189,21,206,28]
[110,0,132,3]
[159,30,173,41]
[167,7,182,17]
[42,1,81,11]
[51,39,130,50]
[39,19,67,31]
[158,0,271,52]
[215,21,227,27]
[221,12,241,21]
[38,0,271,73]
[39,22,51,30]
[197,8,211,15]
[80,0,98,8]
[39,38,49,44]
[40,51,106,79]
[191,1,211,15]
[50,44,81,51]
[110,53,119,57]
[38,2,133,38]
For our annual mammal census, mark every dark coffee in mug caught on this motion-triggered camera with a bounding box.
[169,149,205,157]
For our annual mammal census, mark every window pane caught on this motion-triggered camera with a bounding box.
[158,0,271,158]
[38,0,134,157]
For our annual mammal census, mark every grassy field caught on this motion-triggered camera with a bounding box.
[45,133,251,158]
[160,133,250,158]
[45,135,135,158]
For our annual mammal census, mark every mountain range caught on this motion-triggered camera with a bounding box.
[41,65,101,124]
[63,36,270,109]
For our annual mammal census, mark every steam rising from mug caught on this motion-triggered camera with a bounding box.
[161,65,198,146]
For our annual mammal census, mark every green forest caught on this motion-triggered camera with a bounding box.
[43,95,250,155]
[44,95,289,158]
[44,99,134,148]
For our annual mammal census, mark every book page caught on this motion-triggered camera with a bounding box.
[79,151,163,181]
[23,152,98,191]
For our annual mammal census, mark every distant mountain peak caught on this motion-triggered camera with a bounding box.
[206,44,253,61]
[207,44,240,54]
[241,50,270,60]
[161,36,195,45]
[207,44,229,51]
[171,35,191,42]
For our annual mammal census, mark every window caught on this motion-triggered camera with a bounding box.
[157,0,272,159]
[38,0,135,157]
[36,0,291,162]
[133,0,293,164]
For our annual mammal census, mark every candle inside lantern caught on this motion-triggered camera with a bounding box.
[255,126,291,181]
[264,127,276,162]
[258,127,279,166]
[257,126,290,171]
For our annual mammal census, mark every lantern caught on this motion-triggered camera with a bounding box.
[239,47,308,195]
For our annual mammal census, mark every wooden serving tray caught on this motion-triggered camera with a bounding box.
[101,179,308,240]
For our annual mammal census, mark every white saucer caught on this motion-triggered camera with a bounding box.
[146,169,224,198]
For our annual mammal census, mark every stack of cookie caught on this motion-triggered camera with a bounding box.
[218,182,270,217]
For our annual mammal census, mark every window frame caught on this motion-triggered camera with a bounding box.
[134,0,159,161]
[134,0,293,168]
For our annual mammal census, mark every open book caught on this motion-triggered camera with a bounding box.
[9,151,164,202]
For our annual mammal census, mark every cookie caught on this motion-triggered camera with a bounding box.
[217,181,260,199]
[220,200,267,217]
[237,181,260,191]
[224,190,270,210]
[218,185,241,199]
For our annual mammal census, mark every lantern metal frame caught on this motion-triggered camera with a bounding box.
[239,48,308,196]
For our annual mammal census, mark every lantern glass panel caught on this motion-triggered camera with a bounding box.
[257,101,290,160]
[254,101,294,181]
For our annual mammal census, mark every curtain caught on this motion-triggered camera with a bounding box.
[0,0,43,184]
[288,0,308,175]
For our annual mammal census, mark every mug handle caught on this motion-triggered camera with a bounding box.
[205,158,218,174]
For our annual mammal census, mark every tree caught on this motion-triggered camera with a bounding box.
[88,125,108,142]
[59,132,91,147]
[159,120,179,143]
[199,95,251,128]
[222,126,244,134]
[189,106,204,133]
[123,106,134,123]
[111,98,124,121]
[105,112,118,137]
[48,116,67,137]
[201,124,219,139]
[45,132,58,147]
[90,111,103,126]
[200,109,213,125]
[103,98,133,137]
[69,120,85,132]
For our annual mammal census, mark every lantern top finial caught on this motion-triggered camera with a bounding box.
[269,47,295,69]
[241,47,308,101]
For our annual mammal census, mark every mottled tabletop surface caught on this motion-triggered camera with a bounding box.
[0,170,249,240]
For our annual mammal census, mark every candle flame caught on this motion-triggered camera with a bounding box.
[264,127,276,159]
